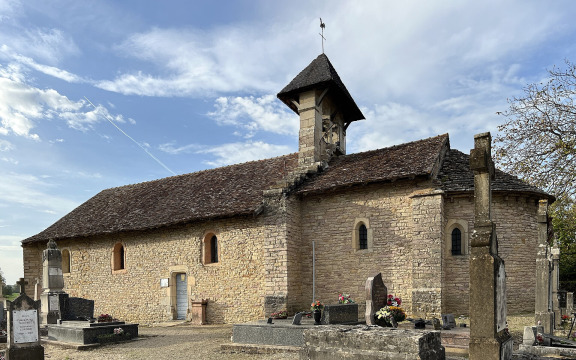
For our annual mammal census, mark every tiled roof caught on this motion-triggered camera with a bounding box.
[277,54,365,122]
[296,134,449,195]
[23,154,299,244]
[23,133,552,244]
[437,149,554,199]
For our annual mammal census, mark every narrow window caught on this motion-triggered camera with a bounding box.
[359,224,368,250]
[62,249,71,273]
[210,235,218,263]
[451,228,462,255]
[113,243,126,270]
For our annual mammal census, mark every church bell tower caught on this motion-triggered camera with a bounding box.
[277,54,365,167]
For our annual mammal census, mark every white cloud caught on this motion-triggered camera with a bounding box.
[0,24,80,65]
[11,52,84,83]
[95,20,311,96]
[0,172,79,213]
[0,64,130,137]
[198,141,292,167]
[0,138,13,151]
[158,142,203,155]
[207,95,298,136]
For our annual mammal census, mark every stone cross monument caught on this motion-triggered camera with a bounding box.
[535,200,554,334]
[6,278,44,360]
[551,239,561,328]
[468,133,513,360]
[40,239,67,324]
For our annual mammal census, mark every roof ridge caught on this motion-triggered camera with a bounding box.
[110,152,299,191]
[340,133,449,159]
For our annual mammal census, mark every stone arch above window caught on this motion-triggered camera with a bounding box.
[446,220,469,256]
[203,232,219,265]
[62,248,71,274]
[112,242,126,273]
[352,218,373,252]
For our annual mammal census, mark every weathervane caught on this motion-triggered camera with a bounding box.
[319,18,326,53]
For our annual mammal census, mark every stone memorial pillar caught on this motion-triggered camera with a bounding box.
[6,278,44,360]
[567,293,574,314]
[468,133,513,360]
[551,243,561,328]
[0,277,5,324]
[535,200,554,334]
[40,239,67,324]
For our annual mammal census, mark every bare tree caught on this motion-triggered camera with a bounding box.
[494,60,576,199]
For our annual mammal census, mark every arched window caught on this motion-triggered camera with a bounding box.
[62,249,71,273]
[451,228,462,255]
[445,219,469,256]
[352,219,372,251]
[113,242,125,271]
[359,224,368,250]
[203,233,219,264]
[210,235,218,263]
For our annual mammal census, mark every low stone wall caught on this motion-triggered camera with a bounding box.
[300,325,445,360]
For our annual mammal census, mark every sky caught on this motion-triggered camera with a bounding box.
[1,0,576,285]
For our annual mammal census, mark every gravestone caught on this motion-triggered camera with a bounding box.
[292,312,303,325]
[534,200,554,334]
[320,303,358,324]
[40,239,68,324]
[62,297,94,321]
[442,314,456,329]
[468,133,513,360]
[365,272,387,325]
[6,278,44,360]
[568,293,574,314]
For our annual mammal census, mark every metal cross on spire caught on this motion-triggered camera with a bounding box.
[319,18,326,53]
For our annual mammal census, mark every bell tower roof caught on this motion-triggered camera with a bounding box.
[277,54,365,123]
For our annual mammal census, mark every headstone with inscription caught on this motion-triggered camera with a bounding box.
[365,272,387,326]
[40,239,68,324]
[5,278,44,360]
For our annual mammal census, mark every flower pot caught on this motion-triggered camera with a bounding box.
[313,309,322,325]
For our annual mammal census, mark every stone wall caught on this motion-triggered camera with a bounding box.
[23,216,272,324]
[443,194,540,315]
[298,180,434,318]
[21,184,542,324]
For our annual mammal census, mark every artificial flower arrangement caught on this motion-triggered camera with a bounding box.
[97,313,115,322]
[338,293,355,304]
[311,300,324,311]
[270,310,288,319]
[387,294,402,306]
[375,294,406,326]
[561,314,571,329]
[536,333,544,345]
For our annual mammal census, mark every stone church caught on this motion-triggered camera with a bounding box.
[22,54,552,324]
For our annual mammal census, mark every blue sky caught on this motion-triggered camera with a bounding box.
[1,0,576,284]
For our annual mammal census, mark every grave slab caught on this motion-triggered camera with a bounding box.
[47,320,138,345]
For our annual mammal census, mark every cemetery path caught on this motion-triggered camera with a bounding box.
[42,323,299,360]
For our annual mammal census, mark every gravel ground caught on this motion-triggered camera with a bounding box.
[41,324,298,360]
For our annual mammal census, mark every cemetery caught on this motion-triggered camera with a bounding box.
[2,131,576,359]
[2,53,575,359]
